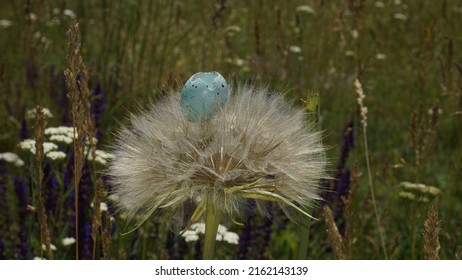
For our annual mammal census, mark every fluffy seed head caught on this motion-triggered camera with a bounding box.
[108,86,327,229]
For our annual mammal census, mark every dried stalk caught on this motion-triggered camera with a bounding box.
[34,106,53,260]
[101,212,113,260]
[424,204,441,260]
[64,19,94,260]
[354,79,388,259]
[323,205,346,260]
[91,178,104,259]
[340,165,360,258]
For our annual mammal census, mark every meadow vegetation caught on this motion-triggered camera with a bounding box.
[0,0,461,259]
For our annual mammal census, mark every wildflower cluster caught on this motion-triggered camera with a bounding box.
[0,153,24,167]
[181,223,239,245]
[18,120,113,165]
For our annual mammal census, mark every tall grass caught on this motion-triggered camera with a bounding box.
[0,0,461,259]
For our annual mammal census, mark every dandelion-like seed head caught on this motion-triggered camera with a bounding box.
[108,84,327,231]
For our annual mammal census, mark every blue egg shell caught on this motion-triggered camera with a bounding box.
[180,71,228,121]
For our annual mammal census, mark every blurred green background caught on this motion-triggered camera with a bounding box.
[0,0,461,259]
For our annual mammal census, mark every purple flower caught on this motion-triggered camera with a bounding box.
[335,170,351,236]
[81,221,93,259]
[237,200,257,259]
[68,163,94,258]
[322,121,354,206]
[20,119,30,141]
[91,81,105,142]
[14,176,29,214]
[79,164,94,258]
[0,160,9,259]
[165,230,178,260]
[14,176,31,259]
[254,205,274,259]
[335,121,354,184]
[46,174,59,216]
[64,151,74,190]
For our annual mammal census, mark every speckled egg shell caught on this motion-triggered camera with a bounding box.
[180,71,228,121]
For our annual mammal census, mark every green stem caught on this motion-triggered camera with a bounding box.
[297,212,312,259]
[411,206,417,259]
[203,191,222,260]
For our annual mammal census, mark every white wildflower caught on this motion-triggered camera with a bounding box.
[46,17,61,27]
[46,151,66,161]
[223,231,239,245]
[44,142,58,154]
[28,13,37,21]
[394,13,407,21]
[63,9,76,19]
[289,45,302,54]
[61,237,76,246]
[185,234,199,242]
[19,139,58,155]
[42,243,57,251]
[91,202,109,212]
[97,150,115,160]
[181,223,239,244]
[100,202,108,212]
[190,223,206,234]
[351,29,359,39]
[49,134,73,144]
[235,58,245,67]
[376,53,387,60]
[0,19,13,28]
[27,107,53,119]
[0,152,25,167]
[45,126,74,137]
[33,31,42,40]
[375,2,385,8]
[18,139,36,153]
[296,5,316,15]
[427,108,443,116]
[87,149,114,165]
[84,137,98,146]
[217,224,228,235]
[181,229,200,242]
[345,50,355,57]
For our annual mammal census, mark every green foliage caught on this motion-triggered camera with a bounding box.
[0,0,461,259]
